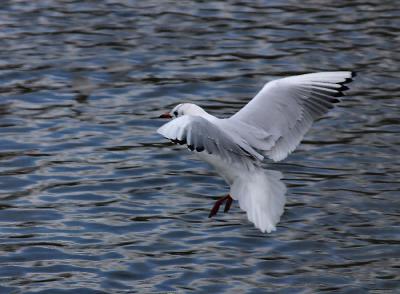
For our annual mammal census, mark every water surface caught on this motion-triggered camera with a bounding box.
[0,1,399,293]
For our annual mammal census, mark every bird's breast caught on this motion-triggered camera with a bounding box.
[195,152,249,185]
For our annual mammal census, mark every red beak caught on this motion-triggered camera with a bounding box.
[159,112,172,119]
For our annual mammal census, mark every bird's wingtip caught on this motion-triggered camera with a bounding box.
[342,71,357,85]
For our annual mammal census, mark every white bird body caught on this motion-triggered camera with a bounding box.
[157,71,355,233]
[195,151,240,185]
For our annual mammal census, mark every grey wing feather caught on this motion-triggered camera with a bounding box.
[229,71,355,161]
[157,115,263,166]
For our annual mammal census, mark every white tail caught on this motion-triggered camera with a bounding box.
[231,169,287,233]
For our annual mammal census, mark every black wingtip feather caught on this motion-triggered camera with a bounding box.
[196,146,205,152]
[171,138,187,145]
[172,138,187,145]
[333,92,345,97]
[331,98,340,103]
[171,138,205,153]
[343,78,352,84]
[342,72,357,85]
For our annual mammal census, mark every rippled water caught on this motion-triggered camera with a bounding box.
[0,1,399,293]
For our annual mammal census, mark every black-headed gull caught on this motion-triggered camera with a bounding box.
[158,72,355,233]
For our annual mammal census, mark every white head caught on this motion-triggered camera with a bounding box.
[159,103,208,119]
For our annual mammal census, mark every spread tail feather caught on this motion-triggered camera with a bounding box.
[231,169,287,233]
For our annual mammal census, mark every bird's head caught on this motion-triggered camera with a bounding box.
[159,103,208,119]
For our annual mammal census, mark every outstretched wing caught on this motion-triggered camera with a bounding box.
[157,115,263,166]
[230,71,355,161]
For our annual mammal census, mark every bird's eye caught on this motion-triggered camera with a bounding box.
[173,111,178,117]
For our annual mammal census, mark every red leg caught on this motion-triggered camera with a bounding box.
[208,195,232,218]
[224,195,233,213]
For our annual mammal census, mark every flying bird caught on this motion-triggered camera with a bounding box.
[157,72,355,233]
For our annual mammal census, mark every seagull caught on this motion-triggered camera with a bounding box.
[157,71,355,233]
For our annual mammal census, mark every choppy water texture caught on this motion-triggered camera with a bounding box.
[0,1,399,293]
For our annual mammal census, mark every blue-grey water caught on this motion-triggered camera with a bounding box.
[0,1,399,293]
